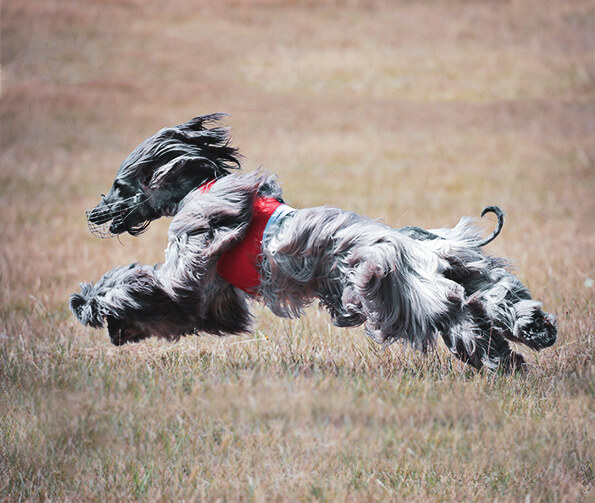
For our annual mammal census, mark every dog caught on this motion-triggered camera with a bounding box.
[71,115,557,372]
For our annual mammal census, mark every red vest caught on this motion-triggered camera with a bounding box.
[197,180,284,294]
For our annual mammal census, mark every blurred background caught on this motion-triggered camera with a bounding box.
[1,1,593,500]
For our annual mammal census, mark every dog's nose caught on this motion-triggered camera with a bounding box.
[86,201,119,238]
[87,202,112,225]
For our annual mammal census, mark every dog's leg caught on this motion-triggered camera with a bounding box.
[426,224,557,356]
[70,263,191,345]
[474,268,557,351]
[440,296,526,372]
[343,237,467,351]
[70,263,252,345]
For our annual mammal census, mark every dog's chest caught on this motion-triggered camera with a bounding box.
[217,196,286,293]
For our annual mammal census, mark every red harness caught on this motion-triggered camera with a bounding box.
[197,180,284,293]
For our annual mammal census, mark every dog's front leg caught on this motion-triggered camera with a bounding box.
[70,263,201,344]
[70,262,252,345]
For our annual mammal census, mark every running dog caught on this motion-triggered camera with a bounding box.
[71,115,557,372]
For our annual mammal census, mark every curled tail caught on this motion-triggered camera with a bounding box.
[398,205,505,246]
[477,206,504,247]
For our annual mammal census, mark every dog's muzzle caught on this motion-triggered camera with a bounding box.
[86,194,144,238]
[86,207,121,238]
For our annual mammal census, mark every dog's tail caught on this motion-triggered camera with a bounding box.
[69,283,104,328]
[477,206,504,247]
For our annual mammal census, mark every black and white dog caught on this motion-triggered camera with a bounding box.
[70,115,557,372]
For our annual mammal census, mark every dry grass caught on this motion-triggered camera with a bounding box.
[1,0,593,501]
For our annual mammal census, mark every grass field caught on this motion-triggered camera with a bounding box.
[1,0,594,500]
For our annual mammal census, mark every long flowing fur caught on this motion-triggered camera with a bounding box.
[71,170,557,372]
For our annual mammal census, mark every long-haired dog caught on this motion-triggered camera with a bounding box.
[71,115,557,372]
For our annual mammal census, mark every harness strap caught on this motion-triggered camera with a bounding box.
[196,179,293,294]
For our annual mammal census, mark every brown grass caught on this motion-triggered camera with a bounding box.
[1,0,593,501]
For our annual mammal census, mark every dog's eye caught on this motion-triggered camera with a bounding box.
[112,181,130,197]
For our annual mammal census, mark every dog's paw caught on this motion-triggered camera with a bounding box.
[520,312,557,350]
[514,301,557,350]
[69,284,104,328]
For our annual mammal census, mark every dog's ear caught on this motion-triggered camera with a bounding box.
[69,283,104,328]
[148,155,214,191]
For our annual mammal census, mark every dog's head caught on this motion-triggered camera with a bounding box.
[86,113,241,238]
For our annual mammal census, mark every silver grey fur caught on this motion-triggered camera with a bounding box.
[71,168,557,373]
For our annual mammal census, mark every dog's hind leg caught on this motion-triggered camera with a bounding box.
[439,295,526,372]
[476,268,557,351]
[425,221,557,358]
[342,236,467,351]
